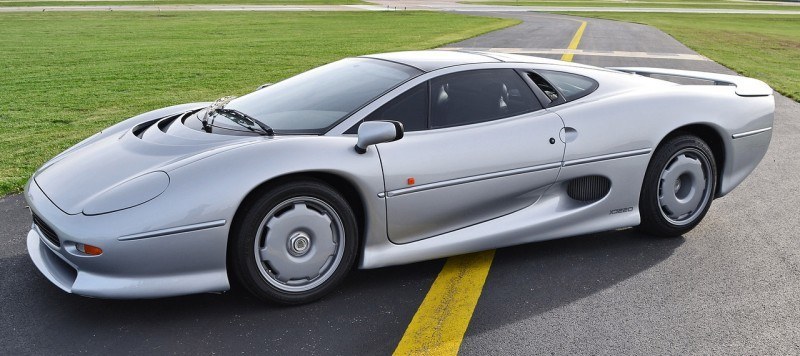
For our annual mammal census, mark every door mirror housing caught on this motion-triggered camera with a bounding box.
[355,121,404,154]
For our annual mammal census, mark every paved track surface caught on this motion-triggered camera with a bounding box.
[2,10,800,355]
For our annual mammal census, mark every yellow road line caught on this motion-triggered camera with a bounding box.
[393,250,495,356]
[561,21,587,62]
[394,21,588,356]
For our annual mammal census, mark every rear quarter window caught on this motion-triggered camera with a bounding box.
[538,70,598,102]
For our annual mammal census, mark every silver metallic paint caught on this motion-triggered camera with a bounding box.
[24,51,774,298]
[732,127,772,139]
[609,67,774,96]
[377,109,564,244]
[385,162,563,197]
[355,121,402,153]
[562,148,652,167]
[118,220,227,241]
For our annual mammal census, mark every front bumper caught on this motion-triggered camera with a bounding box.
[25,180,231,299]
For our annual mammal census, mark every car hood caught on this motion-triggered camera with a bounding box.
[35,110,267,215]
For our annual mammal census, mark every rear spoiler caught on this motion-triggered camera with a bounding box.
[609,67,773,97]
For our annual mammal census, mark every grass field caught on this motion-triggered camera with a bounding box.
[0,0,364,7]
[465,0,800,11]
[0,11,518,196]
[563,13,799,101]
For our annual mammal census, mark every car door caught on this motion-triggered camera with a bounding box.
[373,68,566,244]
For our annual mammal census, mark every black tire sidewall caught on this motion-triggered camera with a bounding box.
[230,179,358,305]
[639,135,717,237]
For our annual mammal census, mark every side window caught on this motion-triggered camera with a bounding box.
[359,82,428,133]
[527,72,563,104]
[430,69,541,129]
[538,70,598,102]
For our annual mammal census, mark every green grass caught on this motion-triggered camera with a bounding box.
[0,0,364,7]
[464,0,800,11]
[0,11,519,196]
[564,13,800,100]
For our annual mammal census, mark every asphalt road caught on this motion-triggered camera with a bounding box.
[2,11,799,355]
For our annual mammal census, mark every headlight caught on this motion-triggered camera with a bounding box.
[83,171,170,215]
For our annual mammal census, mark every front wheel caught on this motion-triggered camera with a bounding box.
[639,134,717,237]
[230,179,358,305]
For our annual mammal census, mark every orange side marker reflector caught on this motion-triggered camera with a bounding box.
[407,177,415,185]
[78,243,103,256]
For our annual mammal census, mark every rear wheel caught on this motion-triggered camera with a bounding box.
[639,134,716,237]
[230,179,358,305]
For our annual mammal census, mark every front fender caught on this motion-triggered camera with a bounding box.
[157,135,388,263]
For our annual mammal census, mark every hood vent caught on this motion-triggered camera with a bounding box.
[132,109,259,146]
[133,109,262,143]
[157,113,181,133]
[133,112,187,139]
[132,117,161,138]
[34,108,263,214]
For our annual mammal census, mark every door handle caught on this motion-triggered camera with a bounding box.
[559,127,578,143]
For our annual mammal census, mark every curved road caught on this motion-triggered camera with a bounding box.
[2,11,799,355]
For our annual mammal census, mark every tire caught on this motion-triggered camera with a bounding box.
[230,179,358,305]
[639,134,717,237]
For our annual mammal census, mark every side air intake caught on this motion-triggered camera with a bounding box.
[567,175,611,202]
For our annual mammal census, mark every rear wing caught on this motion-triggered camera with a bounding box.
[609,67,773,97]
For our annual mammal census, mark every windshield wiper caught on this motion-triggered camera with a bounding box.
[216,108,274,136]
[201,96,274,136]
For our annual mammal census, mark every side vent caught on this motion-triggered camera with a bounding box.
[567,175,611,202]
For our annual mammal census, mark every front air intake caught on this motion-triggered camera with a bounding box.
[32,213,60,247]
[567,175,611,202]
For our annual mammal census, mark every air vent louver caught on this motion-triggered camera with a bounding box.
[567,175,611,202]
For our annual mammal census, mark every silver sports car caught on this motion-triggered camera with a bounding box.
[25,50,774,304]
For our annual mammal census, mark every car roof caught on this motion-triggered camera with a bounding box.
[360,50,599,72]
[360,50,500,72]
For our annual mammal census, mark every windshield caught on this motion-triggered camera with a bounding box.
[226,58,421,134]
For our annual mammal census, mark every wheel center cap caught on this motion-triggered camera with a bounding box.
[288,232,311,257]
[674,178,681,192]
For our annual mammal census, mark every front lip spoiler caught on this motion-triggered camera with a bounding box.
[27,229,76,293]
[27,226,232,299]
[25,180,232,299]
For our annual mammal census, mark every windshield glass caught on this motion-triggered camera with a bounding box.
[226,58,421,134]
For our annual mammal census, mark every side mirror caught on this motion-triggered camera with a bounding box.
[354,121,404,154]
[256,83,273,90]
